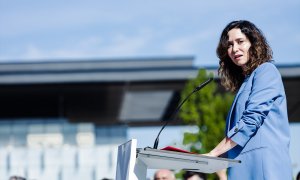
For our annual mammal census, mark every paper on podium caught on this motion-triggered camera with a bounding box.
[136,147,241,173]
[116,139,140,180]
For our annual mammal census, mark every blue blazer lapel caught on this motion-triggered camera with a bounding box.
[226,81,247,133]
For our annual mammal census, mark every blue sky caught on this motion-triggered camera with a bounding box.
[0,0,300,66]
[1,1,300,178]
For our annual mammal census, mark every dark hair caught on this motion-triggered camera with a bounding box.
[183,171,206,180]
[296,171,300,180]
[217,20,273,92]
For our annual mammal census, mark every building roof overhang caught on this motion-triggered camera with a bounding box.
[0,58,299,124]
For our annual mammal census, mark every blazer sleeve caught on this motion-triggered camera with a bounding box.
[227,63,283,147]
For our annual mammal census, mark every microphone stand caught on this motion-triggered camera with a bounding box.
[153,78,213,149]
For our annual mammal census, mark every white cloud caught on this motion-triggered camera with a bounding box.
[97,35,148,57]
[164,30,216,55]
[0,2,134,37]
[23,45,44,59]
[293,33,300,44]
[0,0,299,65]
[0,29,154,61]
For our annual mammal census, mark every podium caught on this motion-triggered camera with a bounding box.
[116,139,241,180]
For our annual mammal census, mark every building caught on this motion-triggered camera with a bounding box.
[0,56,198,180]
[0,57,299,179]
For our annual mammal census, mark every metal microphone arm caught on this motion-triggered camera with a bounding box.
[153,78,213,149]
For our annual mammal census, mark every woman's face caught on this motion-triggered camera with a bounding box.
[227,28,251,70]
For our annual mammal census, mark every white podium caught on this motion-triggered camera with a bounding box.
[116,139,241,180]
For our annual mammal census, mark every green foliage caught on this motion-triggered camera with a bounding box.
[179,69,234,180]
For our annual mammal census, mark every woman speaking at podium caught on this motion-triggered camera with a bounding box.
[205,20,292,179]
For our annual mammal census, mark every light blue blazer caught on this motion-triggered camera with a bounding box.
[225,62,292,180]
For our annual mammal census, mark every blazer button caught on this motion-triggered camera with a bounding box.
[234,128,238,132]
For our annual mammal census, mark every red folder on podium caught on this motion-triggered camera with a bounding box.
[161,146,195,154]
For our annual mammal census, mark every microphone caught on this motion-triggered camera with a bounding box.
[153,77,213,149]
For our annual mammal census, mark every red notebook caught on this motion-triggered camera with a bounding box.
[161,146,195,154]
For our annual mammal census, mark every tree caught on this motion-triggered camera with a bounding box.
[179,69,234,179]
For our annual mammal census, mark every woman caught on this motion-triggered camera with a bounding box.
[206,20,292,179]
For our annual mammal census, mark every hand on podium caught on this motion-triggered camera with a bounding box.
[201,152,216,157]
